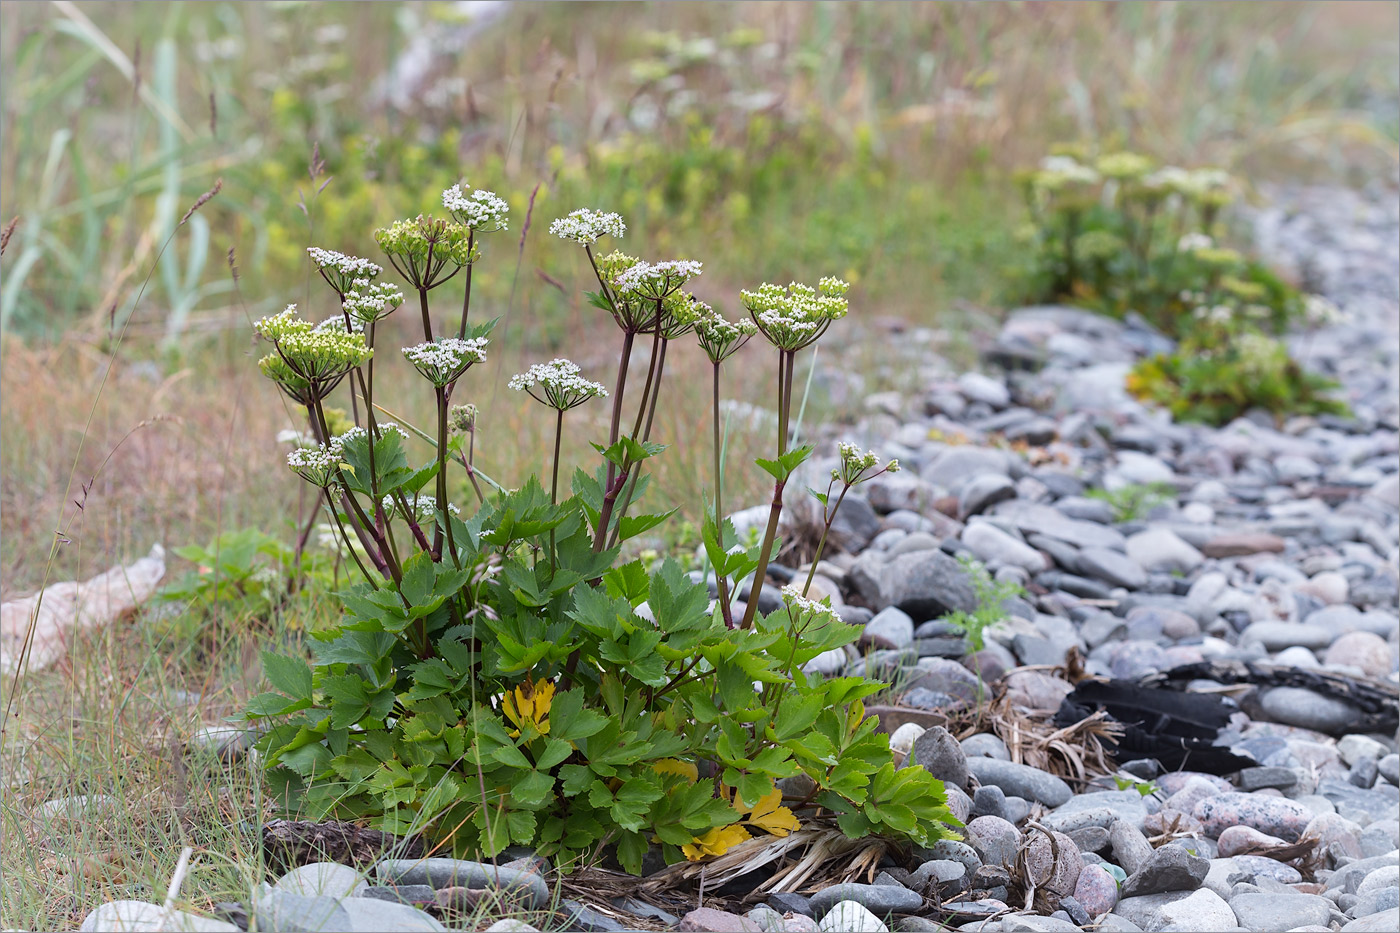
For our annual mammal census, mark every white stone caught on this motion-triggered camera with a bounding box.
[962,521,1049,573]
[889,722,927,757]
[1125,528,1204,574]
[276,861,369,898]
[1338,735,1390,768]
[819,901,889,933]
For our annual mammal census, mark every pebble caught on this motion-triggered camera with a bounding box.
[911,725,968,791]
[1074,863,1120,917]
[80,902,242,932]
[680,908,760,932]
[808,884,923,916]
[966,816,1023,868]
[1112,888,1238,932]
[253,891,351,933]
[1119,845,1209,897]
[1217,826,1288,858]
[275,862,369,899]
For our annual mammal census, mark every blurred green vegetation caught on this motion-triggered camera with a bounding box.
[2,1,1396,344]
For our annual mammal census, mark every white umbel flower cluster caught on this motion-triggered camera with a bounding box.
[695,308,758,364]
[742,278,849,351]
[287,443,341,487]
[614,260,703,301]
[1176,233,1215,253]
[315,315,365,335]
[383,491,460,521]
[780,584,837,622]
[508,358,608,411]
[402,337,488,386]
[1035,155,1100,189]
[549,208,626,244]
[833,441,899,485]
[442,184,510,232]
[343,278,404,325]
[307,247,383,293]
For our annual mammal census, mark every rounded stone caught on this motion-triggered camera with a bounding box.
[818,900,889,933]
[809,884,923,917]
[1229,892,1332,932]
[966,757,1073,807]
[966,815,1022,868]
[960,733,1011,761]
[1217,825,1287,858]
[1194,792,1313,842]
[1324,632,1393,679]
[912,725,968,791]
[1074,863,1120,917]
[276,862,369,899]
[1022,830,1082,896]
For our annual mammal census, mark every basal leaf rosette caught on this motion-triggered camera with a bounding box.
[742,277,849,352]
[402,337,488,387]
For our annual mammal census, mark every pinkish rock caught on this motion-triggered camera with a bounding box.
[1156,771,1231,797]
[1295,571,1349,605]
[1200,532,1286,558]
[1324,631,1392,678]
[680,908,760,932]
[1074,863,1119,917]
[1217,825,1287,857]
[1164,776,1228,816]
[1022,830,1082,896]
[1193,793,1312,842]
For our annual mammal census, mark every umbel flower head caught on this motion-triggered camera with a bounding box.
[342,278,404,327]
[549,208,626,245]
[656,292,710,340]
[509,358,608,411]
[402,337,488,386]
[613,259,704,302]
[592,251,656,333]
[375,215,477,290]
[779,584,837,624]
[383,490,461,522]
[442,183,510,233]
[833,441,899,486]
[307,248,383,295]
[255,305,372,403]
[741,277,849,352]
[695,304,758,364]
[286,443,341,488]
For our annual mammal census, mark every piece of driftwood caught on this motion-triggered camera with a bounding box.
[1054,679,1256,775]
[260,819,424,871]
[1,544,165,674]
[1147,660,1400,735]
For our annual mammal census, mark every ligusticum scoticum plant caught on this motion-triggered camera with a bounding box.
[245,180,960,874]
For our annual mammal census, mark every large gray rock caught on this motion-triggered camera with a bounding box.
[276,862,369,899]
[1228,892,1331,932]
[912,725,968,791]
[966,757,1073,807]
[1258,687,1364,735]
[1112,889,1237,932]
[809,884,923,916]
[848,549,978,618]
[340,897,447,932]
[254,892,352,933]
[1119,845,1208,897]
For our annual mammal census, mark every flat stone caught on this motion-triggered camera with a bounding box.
[1240,622,1335,652]
[1258,688,1364,735]
[1120,845,1209,897]
[1201,533,1287,558]
[1003,916,1082,932]
[923,446,1012,489]
[963,521,1048,573]
[80,902,242,933]
[1238,766,1299,791]
[1232,854,1303,884]
[966,757,1072,807]
[360,886,435,906]
[961,734,1010,761]
[679,908,760,932]
[959,474,1018,518]
[1229,892,1331,932]
[1125,528,1205,574]
[810,884,922,917]
[254,891,351,933]
[1112,889,1237,932]
[818,901,889,933]
[991,500,1128,551]
[1076,547,1148,590]
[1341,910,1400,932]
[374,859,547,909]
[340,897,447,932]
[276,862,369,899]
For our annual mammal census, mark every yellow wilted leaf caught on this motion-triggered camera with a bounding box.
[652,758,699,782]
[744,788,801,837]
[682,824,751,861]
[502,677,555,739]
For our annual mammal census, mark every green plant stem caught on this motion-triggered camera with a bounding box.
[800,482,850,597]
[549,406,563,568]
[418,285,433,342]
[456,233,475,340]
[739,478,785,630]
[595,329,636,546]
[434,386,460,567]
[608,337,669,550]
[323,488,375,586]
[711,361,734,628]
[310,397,395,582]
